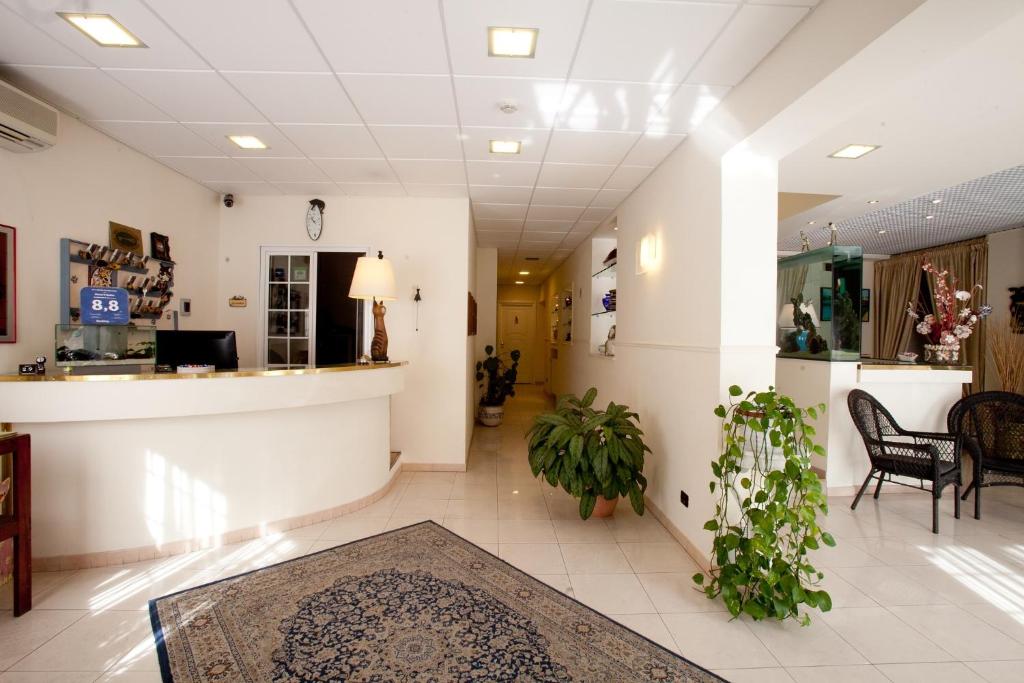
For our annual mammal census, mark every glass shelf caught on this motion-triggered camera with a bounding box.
[592,262,617,278]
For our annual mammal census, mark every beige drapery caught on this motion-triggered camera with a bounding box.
[777,264,809,317]
[875,237,989,393]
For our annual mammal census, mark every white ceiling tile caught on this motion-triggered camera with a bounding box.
[222,72,361,124]
[518,244,556,253]
[572,0,735,83]
[4,66,171,121]
[237,157,330,182]
[106,69,264,122]
[572,221,600,234]
[687,5,808,87]
[747,0,820,9]
[474,219,524,232]
[338,183,406,197]
[370,126,463,159]
[316,158,398,184]
[390,159,466,185]
[581,206,613,222]
[4,0,207,69]
[442,0,590,78]
[536,163,614,188]
[606,165,653,191]
[646,84,731,134]
[405,184,468,198]
[531,187,599,206]
[340,74,456,125]
[293,0,449,74]
[525,219,574,232]
[622,132,686,166]
[184,123,304,157]
[0,3,89,66]
[546,129,638,165]
[89,121,219,156]
[151,1,327,72]
[476,234,519,247]
[469,186,534,204]
[527,205,585,221]
[557,80,677,132]
[273,181,344,195]
[460,126,550,162]
[279,124,381,157]
[592,188,631,208]
[203,181,282,196]
[466,160,540,186]
[454,77,565,128]
[156,156,260,181]
[474,203,528,220]
[475,230,521,240]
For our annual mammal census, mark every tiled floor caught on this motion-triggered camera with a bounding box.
[4,386,1024,681]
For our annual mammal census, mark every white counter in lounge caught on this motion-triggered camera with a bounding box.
[776,358,971,494]
[0,363,405,569]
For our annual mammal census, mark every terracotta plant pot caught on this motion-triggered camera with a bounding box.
[590,495,619,518]
[478,405,504,427]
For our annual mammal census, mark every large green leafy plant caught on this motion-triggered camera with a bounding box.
[694,385,834,625]
[476,345,520,407]
[527,387,650,519]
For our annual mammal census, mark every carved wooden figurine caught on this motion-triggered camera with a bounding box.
[371,298,389,362]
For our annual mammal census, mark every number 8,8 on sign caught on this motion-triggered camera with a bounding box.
[81,287,130,325]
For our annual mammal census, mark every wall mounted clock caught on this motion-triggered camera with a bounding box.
[306,198,325,241]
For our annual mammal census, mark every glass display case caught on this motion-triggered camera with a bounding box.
[55,324,157,367]
[777,246,863,361]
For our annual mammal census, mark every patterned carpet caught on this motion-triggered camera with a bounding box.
[150,521,724,682]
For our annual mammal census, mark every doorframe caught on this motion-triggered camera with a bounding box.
[258,245,372,367]
[498,302,537,384]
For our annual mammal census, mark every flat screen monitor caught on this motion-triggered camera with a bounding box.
[156,330,238,370]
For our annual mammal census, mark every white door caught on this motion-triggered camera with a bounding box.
[499,303,536,384]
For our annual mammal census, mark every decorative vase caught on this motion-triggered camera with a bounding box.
[591,495,619,518]
[478,405,504,427]
[923,343,960,364]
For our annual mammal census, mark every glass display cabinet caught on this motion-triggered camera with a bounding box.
[777,246,863,361]
[55,324,157,368]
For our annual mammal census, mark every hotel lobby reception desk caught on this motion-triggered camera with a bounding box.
[0,363,405,569]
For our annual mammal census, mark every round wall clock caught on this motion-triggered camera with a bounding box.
[306,199,325,241]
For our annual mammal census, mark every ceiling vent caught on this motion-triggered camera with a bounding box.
[0,79,58,153]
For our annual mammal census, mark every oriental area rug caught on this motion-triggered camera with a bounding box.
[150,521,724,682]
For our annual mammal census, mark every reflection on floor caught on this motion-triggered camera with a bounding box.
[3,385,1024,681]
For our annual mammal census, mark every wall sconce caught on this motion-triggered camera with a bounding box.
[637,233,660,274]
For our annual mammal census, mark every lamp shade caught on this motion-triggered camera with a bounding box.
[349,252,396,301]
[777,302,819,328]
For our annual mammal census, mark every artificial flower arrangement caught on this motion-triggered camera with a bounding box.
[906,260,991,358]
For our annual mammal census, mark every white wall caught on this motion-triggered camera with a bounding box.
[986,227,1024,390]
[0,114,220,371]
[466,221,477,452]
[215,194,473,467]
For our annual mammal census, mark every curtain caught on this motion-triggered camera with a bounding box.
[873,258,919,360]
[877,237,989,394]
[777,264,808,314]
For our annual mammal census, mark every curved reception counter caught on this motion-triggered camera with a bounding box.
[0,363,405,570]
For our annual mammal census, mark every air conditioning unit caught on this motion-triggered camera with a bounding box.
[0,78,58,152]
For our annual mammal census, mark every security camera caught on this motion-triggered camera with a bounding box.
[223,193,234,208]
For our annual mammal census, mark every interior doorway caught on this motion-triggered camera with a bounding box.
[499,303,536,384]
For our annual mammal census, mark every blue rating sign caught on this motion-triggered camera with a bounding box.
[81,287,130,325]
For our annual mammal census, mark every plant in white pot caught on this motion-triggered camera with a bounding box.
[476,345,520,427]
[527,388,650,519]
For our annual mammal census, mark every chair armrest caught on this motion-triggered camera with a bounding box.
[904,430,956,442]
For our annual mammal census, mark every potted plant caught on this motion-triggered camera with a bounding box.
[906,259,991,364]
[476,345,520,427]
[527,387,650,519]
[694,385,834,625]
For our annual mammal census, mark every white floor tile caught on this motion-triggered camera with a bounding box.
[620,542,698,573]
[876,662,988,682]
[0,610,87,670]
[11,611,152,673]
[786,664,888,682]
[611,613,680,654]
[497,519,556,543]
[889,604,1024,661]
[558,543,632,574]
[637,572,727,613]
[568,574,656,615]
[821,607,954,664]
[661,612,778,670]
[746,616,867,667]
[498,543,566,575]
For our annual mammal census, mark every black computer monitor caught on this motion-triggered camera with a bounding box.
[156,330,239,370]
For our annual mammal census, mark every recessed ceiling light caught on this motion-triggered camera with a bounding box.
[488,27,539,58]
[514,280,525,285]
[489,139,522,155]
[877,229,887,234]
[926,215,935,220]
[518,271,530,275]
[931,198,943,204]
[807,220,816,225]
[58,12,146,47]
[828,144,880,159]
[228,135,267,150]
[867,200,880,204]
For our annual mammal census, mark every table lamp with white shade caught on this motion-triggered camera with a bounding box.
[349,250,396,362]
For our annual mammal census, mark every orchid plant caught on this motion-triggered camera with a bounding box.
[906,260,991,347]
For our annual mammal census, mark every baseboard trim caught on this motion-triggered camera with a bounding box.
[402,462,467,472]
[34,465,405,572]
[645,496,711,573]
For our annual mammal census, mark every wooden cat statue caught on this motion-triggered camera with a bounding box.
[371,298,389,362]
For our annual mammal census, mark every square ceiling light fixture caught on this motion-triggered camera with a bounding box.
[488,27,539,58]
[228,135,267,150]
[489,139,522,155]
[828,144,879,159]
[58,13,146,47]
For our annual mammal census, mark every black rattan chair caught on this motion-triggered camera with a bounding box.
[948,391,1024,520]
[847,389,961,533]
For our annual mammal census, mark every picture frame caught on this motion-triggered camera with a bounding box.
[861,288,871,323]
[109,221,144,256]
[0,224,16,343]
[150,232,171,262]
[468,292,478,336]
[819,287,833,322]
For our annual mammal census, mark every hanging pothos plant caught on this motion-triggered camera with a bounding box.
[693,385,834,625]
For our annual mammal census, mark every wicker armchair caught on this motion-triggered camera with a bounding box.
[947,391,1024,520]
[847,389,961,533]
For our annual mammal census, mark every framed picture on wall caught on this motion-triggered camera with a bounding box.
[109,221,144,256]
[150,233,171,262]
[468,292,478,336]
[0,224,15,343]
[861,288,871,323]
[819,287,833,322]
